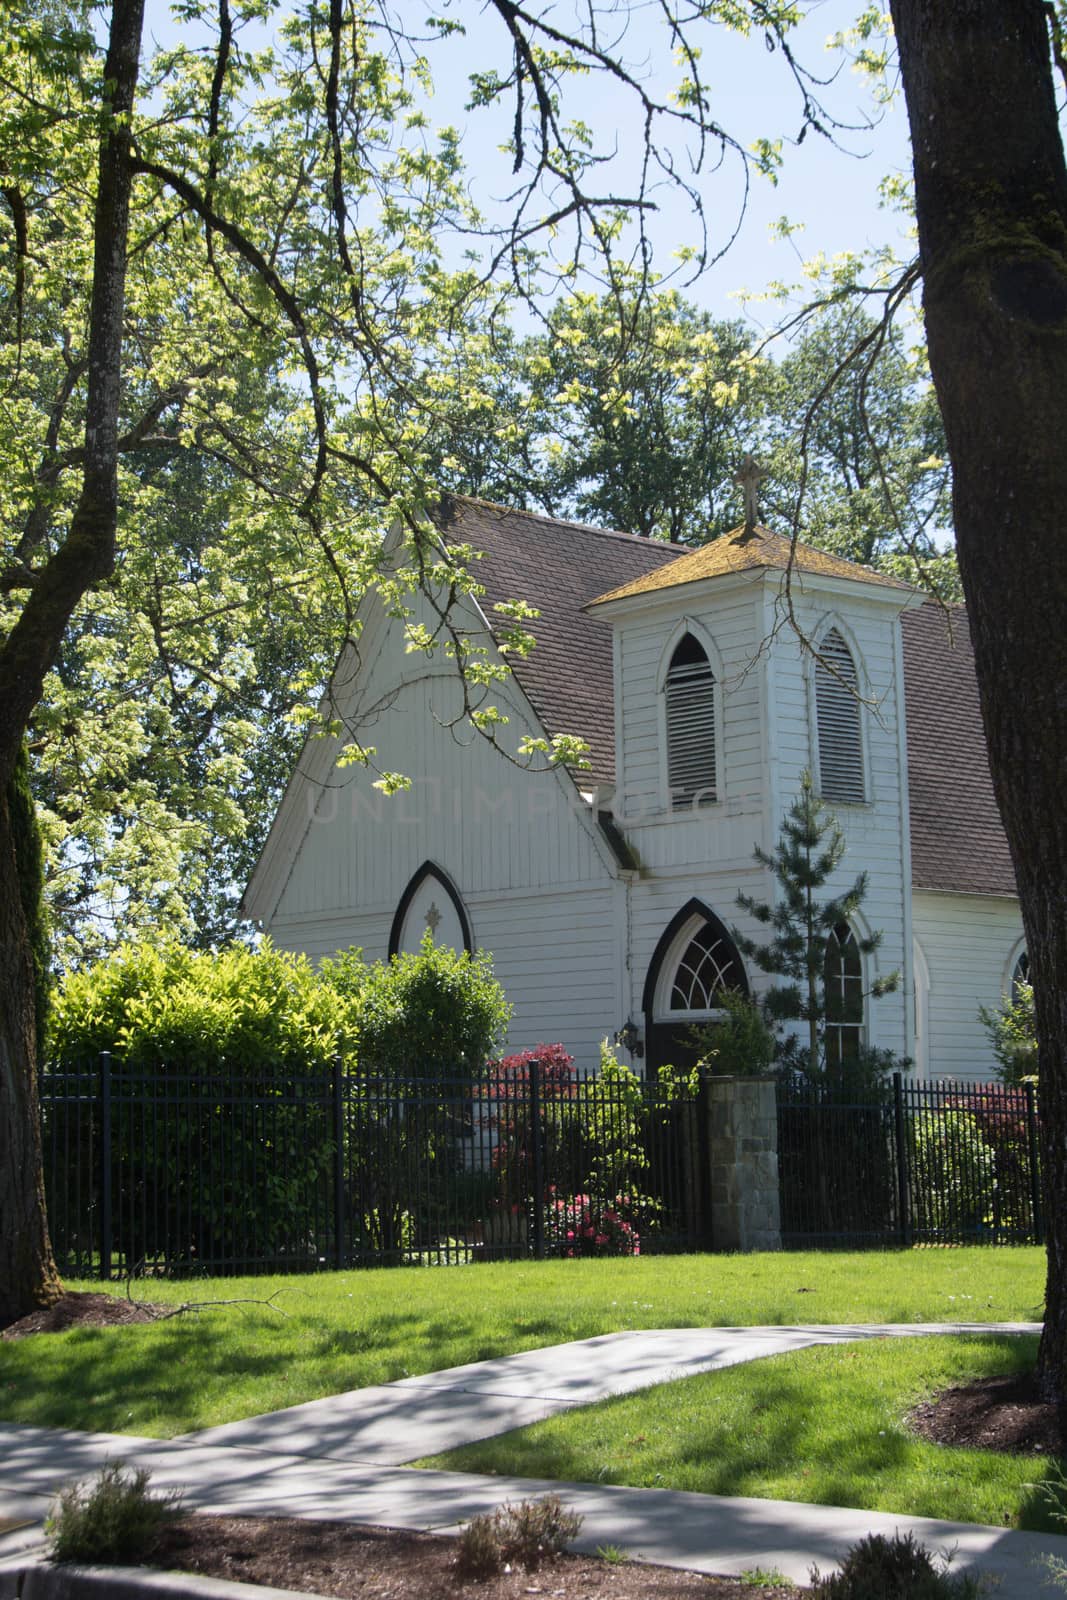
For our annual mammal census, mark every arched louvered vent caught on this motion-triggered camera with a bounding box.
[665,634,716,809]
[815,629,864,803]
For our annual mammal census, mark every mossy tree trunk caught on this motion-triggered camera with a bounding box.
[0,759,60,1324]
[890,0,1067,1396]
[0,0,144,1323]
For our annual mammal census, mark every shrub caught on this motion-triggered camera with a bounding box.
[690,988,776,1077]
[544,1190,641,1256]
[980,980,1037,1085]
[46,1463,182,1565]
[331,933,511,1081]
[909,1108,998,1238]
[45,934,511,1269]
[455,1510,505,1578]
[456,1496,584,1576]
[47,940,345,1268]
[810,1532,983,1598]
[482,1044,581,1212]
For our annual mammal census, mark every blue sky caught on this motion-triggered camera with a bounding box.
[412,0,917,323]
[141,0,916,324]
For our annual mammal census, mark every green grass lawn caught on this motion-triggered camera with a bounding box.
[422,1333,1064,1533]
[0,1248,1044,1439]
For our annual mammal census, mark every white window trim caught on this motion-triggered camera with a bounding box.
[652,910,737,1022]
[1003,936,1029,999]
[808,615,872,807]
[655,618,725,820]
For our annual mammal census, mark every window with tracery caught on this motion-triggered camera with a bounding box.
[824,922,864,1066]
[669,922,743,1012]
[665,634,716,809]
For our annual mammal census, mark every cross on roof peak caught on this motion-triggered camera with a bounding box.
[734,454,767,538]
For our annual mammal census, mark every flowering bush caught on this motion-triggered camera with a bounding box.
[484,1044,577,1094]
[543,1190,641,1256]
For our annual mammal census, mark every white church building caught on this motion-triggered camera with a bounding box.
[243,496,1024,1082]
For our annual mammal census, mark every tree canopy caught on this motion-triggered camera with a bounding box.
[3,0,1067,1409]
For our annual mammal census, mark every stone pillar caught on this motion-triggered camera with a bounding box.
[706,1075,781,1252]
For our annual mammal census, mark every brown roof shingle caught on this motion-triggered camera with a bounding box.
[902,603,1017,897]
[439,496,677,786]
[441,497,1017,899]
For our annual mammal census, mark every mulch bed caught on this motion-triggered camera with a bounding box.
[8,1294,1067,1595]
[1,1290,170,1340]
[147,1516,804,1600]
[908,1369,1067,1456]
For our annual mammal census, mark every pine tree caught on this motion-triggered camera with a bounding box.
[734,772,897,1076]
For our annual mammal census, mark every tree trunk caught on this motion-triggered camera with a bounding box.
[0,783,61,1324]
[889,0,1067,1396]
[0,0,144,1322]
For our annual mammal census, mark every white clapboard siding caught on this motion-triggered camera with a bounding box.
[269,593,615,927]
[912,890,1024,1081]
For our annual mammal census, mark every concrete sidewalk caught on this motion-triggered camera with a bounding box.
[1,1417,1064,1596]
[0,1322,1057,1598]
[182,1322,1043,1466]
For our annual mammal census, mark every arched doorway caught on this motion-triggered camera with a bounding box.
[642,899,748,1073]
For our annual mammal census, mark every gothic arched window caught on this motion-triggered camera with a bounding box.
[824,922,864,1066]
[669,921,743,1011]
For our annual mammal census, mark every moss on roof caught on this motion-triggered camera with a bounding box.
[587,524,913,607]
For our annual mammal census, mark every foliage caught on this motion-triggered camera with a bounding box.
[735,772,898,1075]
[980,981,1038,1086]
[757,303,959,599]
[432,285,959,588]
[486,1044,578,1092]
[48,939,345,1073]
[690,988,776,1077]
[543,1191,641,1256]
[45,936,509,1267]
[908,1110,998,1240]
[46,1463,182,1565]
[809,1531,982,1599]
[1038,1465,1067,1592]
[328,935,511,1082]
[456,1496,583,1576]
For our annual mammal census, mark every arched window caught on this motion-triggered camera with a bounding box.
[669,922,743,1011]
[642,900,748,1073]
[1012,949,1030,999]
[815,629,864,803]
[824,922,864,1066]
[388,862,472,957]
[665,633,716,809]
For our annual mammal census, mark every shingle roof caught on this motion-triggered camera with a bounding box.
[902,603,1018,897]
[589,523,911,606]
[438,496,677,786]
[440,497,1017,899]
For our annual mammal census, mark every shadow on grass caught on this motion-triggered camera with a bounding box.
[426,1334,1065,1533]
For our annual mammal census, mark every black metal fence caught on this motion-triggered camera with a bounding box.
[40,1055,709,1278]
[777,1073,1043,1247]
